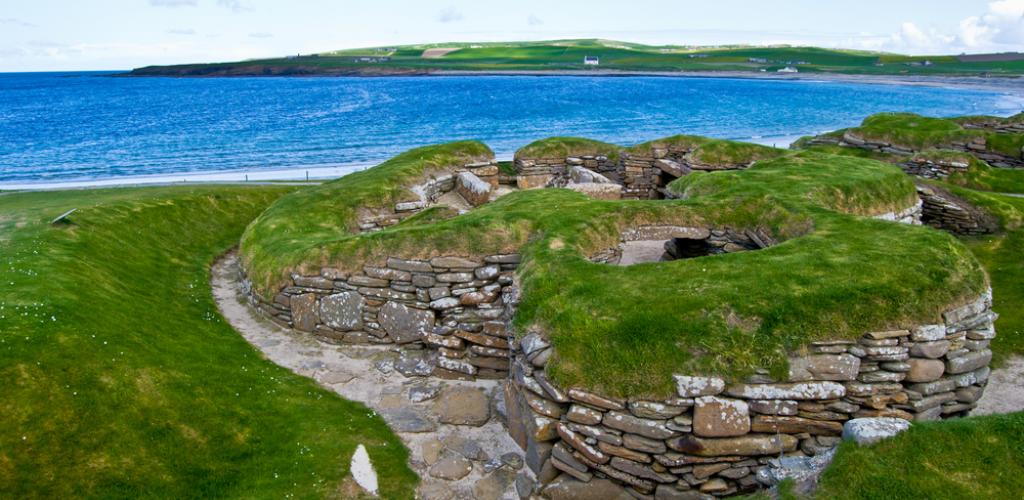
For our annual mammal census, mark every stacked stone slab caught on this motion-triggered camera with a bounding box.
[811,131,1024,169]
[504,290,996,497]
[357,160,500,232]
[618,145,760,200]
[589,225,779,265]
[244,253,521,380]
[916,184,998,235]
[900,156,971,180]
[514,155,619,190]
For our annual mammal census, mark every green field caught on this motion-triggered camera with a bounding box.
[0,186,417,498]
[130,39,1024,77]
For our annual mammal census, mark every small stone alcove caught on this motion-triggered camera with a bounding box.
[592,225,774,265]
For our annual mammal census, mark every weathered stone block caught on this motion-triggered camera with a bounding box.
[905,358,945,383]
[603,411,677,440]
[946,349,992,374]
[319,292,363,331]
[750,416,843,436]
[290,293,318,332]
[693,396,751,437]
[787,354,860,382]
[674,375,725,398]
[725,382,845,400]
[668,434,798,457]
[379,301,434,344]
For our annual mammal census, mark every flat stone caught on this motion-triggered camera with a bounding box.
[668,434,798,457]
[750,416,843,436]
[380,407,437,433]
[842,418,910,446]
[674,375,725,397]
[603,411,677,440]
[429,453,474,480]
[725,382,845,400]
[911,324,946,342]
[623,433,667,454]
[693,396,750,438]
[567,404,603,425]
[629,401,687,419]
[609,456,676,483]
[541,475,633,500]
[431,256,483,270]
[394,350,434,377]
[386,257,432,273]
[748,399,798,416]
[788,354,860,382]
[435,386,490,426]
[473,468,515,500]
[905,358,946,383]
[557,423,609,465]
[655,484,714,500]
[409,385,442,402]
[946,349,992,374]
[569,388,625,411]
[378,301,434,344]
[907,379,956,396]
[865,330,910,340]
[597,441,652,463]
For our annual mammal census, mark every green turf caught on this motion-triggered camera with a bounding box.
[129,39,1024,77]
[817,411,1024,499]
[241,145,986,398]
[0,186,417,499]
[840,113,1024,159]
[626,135,787,166]
[515,137,620,161]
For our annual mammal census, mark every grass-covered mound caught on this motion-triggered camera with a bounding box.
[240,140,492,293]
[838,113,1024,159]
[817,411,1024,499]
[626,134,787,166]
[241,141,987,398]
[514,137,620,161]
[0,186,416,498]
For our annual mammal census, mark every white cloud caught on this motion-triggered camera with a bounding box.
[248,32,273,38]
[437,7,463,23]
[167,28,196,35]
[528,14,543,27]
[148,0,198,7]
[868,1,1024,54]
[217,0,252,13]
[0,17,36,27]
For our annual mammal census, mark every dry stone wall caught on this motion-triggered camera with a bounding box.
[357,161,499,232]
[916,184,998,236]
[504,290,997,498]
[244,253,521,380]
[514,155,619,190]
[813,131,1024,169]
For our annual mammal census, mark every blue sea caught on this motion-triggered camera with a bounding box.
[1,71,1021,187]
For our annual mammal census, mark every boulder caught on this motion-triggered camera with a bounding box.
[379,301,434,344]
[319,292,364,331]
[693,396,750,437]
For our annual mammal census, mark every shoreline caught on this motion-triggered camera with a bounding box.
[0,134,808,191]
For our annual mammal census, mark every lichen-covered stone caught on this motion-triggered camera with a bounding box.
[379,301,434,343]
[319,292,363,331]
[693,396,750,437]
[673,375,725,398]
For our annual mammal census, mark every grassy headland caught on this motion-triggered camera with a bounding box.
[129,39,1024,77]
[0,186,417,498]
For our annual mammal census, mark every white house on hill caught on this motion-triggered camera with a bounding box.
[584,56,600,66]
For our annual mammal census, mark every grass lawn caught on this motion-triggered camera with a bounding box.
[817,411,1024,499]
[0,186,417,498]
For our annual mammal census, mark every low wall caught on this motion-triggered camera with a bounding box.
[916,184,998,236]
[504,290,997,497]
[244,253,520,380]
[514,155,619,190]
[358,161,499,232]
[818,131,1024,169]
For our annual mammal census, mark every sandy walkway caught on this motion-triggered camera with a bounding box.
[211,253,526,499]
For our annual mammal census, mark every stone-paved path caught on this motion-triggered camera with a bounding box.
[212,253,529,500]
[975,356,1024,415]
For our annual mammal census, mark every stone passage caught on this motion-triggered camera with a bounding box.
[590,225,777,266]
[504,291,997,498]
[246,254,521,380]
[916,184,998,236]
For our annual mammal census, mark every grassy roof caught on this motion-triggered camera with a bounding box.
[626,134,788,166]
[239,140,492,290]
[241,142,986,398]
[842,113,1024,159]
[514,137,620,161]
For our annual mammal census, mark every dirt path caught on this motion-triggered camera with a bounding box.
[211,253,527,500]
[975,356,1024,415]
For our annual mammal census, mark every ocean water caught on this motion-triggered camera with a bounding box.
[0,72,1020,187]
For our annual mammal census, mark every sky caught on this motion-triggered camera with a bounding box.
[1,0,1024,71]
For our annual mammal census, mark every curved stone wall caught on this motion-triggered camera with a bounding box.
[504,290,996,497]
